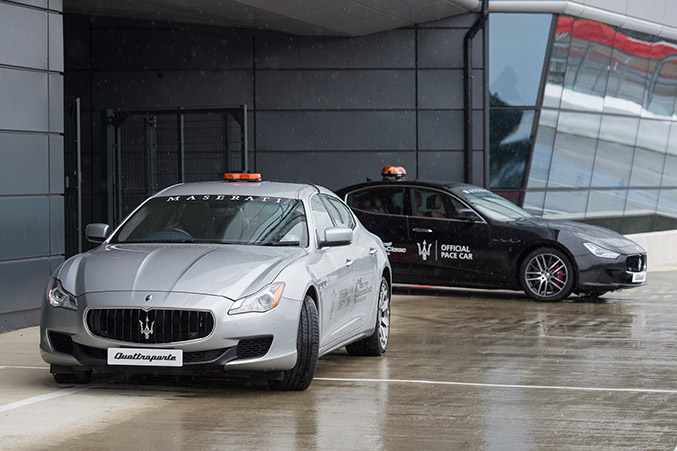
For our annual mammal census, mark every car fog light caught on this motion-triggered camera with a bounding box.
[47,278,78,310]
[229,282,285,315]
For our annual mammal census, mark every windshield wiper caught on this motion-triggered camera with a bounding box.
[259,241,300,246]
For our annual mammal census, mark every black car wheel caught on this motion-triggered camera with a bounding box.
[346,276,390,356]
[269,295,319,391]
[520,248,574,302]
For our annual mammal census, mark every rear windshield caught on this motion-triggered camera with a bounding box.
[111,195,308,246]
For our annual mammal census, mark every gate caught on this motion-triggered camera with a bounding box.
[106,106,248,225]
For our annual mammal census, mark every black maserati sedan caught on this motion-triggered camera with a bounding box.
[336,166,647,302]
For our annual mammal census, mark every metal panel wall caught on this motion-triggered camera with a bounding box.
[0,0,64,331]
[63,12,485,237]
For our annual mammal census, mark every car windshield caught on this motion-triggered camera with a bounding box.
[457,188,532,220]
[111,195,309,246]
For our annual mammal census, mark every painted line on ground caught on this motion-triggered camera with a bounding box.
[314,377,677,395]
[0,384,100,413]
[0,366,50,370]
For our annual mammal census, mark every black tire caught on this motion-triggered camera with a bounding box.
[269,295,319,391]
[519,247,575,302]
[346,276,390,356]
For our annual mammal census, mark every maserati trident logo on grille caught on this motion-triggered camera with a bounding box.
[139,315,155,340]
[144,294,153,302]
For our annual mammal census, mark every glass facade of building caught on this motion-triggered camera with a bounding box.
[489,14,677,234]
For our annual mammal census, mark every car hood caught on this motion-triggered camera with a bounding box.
[523,218,645,254]
[58,244,307,300]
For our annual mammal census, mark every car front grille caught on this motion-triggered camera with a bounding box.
[86,308,215,344]
[626,255,646,272]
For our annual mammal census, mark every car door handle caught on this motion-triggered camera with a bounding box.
[412,228,433,233]
[369,247,378,256]
[345,259,354,267]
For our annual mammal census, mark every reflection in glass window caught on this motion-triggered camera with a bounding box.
[522,191,545,216]
[490,109,535,189]
[591,116,638,187]
[548,112,600,188]
[561,18,614,112]
[644,51,677,118]
[662,155,677,188]
[522,14,677,233]
[656,189,677,230]
[667,122,677,157]
[587,190,628,217]
[625,189,659,217]
[623,189,660,233]
[489,14,552,107]
[543,190,588,219]
[604,29,652,115]
[542,16,571,108]
[527,109,558,188]
[630,120,670,187]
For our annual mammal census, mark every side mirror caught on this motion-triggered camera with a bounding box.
[456,208,480,222]
[86,223,111,244]
[321,227,353,247]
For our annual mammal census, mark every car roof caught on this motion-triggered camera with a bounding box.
[154,180,332,200]
[336,179,483,195]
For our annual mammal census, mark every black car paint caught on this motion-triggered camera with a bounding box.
[336,180,646,297]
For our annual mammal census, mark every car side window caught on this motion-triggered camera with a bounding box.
[346,186,405,216]
[310,195,335,241]
[322,195,356,230]
[410,188,466,219]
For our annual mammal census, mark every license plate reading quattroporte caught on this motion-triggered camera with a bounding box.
[632,271,647,283]
[107,348,183,367]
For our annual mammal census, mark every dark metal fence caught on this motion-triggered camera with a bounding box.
[106,106,247,225]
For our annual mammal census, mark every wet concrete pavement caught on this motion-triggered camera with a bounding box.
[1,272,676,450]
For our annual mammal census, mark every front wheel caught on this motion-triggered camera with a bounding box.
[346,276,390,356]
[269,295,319,391]
[519,248,575,302]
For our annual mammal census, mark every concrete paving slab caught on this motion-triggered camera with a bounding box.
[0,272,676,450]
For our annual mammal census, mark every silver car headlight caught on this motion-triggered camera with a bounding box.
[47,278,78,311]
[228,282,285,315]
[583,242,620,259]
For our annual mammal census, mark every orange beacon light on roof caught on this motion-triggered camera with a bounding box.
[381,166,406,181]
[224,173,262,182]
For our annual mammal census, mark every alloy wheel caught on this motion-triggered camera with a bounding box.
[377,279,390,350]
[524,253,569,299]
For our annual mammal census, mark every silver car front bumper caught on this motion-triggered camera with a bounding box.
[40,291,301,374]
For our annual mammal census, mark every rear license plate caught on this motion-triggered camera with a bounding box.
[632,271,646,283]
[107,348,183,367]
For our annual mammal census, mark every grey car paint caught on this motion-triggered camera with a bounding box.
[40,179,390,386]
